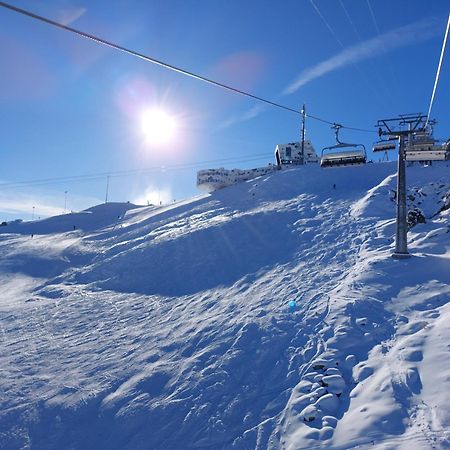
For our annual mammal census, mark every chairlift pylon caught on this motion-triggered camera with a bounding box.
[320,124,367,168]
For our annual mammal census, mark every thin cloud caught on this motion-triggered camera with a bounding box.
[284,16,441,94]
[58,7,87,26]
[218,104,267,130]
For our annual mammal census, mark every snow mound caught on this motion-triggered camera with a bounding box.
[0,202,145,235]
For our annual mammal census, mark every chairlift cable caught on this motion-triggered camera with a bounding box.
[0,1,299,116]
[425,13,450,128]
[0,1,376,134]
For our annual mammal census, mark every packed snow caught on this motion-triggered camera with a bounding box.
[0,161,449,449]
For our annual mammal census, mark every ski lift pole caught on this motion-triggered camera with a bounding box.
[393,133,410,259]
[301,104,306,165]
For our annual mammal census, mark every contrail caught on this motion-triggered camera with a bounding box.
[284,16,441,95]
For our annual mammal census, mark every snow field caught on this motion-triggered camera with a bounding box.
[0,161,449,449]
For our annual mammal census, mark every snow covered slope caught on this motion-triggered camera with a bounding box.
[0,162,449,450]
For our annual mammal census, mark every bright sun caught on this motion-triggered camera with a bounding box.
[141,109,176,145]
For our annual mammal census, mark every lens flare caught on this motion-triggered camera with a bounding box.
[141,109,176,145]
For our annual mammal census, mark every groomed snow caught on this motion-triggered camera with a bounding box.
[0,161,449,449]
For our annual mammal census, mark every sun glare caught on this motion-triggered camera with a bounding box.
[141,109,176,145]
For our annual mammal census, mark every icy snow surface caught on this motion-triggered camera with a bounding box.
[0,162,449,449]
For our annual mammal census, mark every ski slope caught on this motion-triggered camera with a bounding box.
[0,161,449,449]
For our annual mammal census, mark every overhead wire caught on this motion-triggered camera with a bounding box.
[365,0,399,90]
[365,0,381,35]
[0,1,298,116]
[0,1,375,134]
[338,0,395,107]
[309,0,388,115]
[338,0,362,41]
[309,0,345,48]
[0,154,275,189]
[425,13,450,128]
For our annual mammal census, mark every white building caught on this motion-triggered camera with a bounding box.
[197,140,319,193]
[274,140,319,167]
[197,165,278,193]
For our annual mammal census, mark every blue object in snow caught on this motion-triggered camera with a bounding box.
[288,300,296,311]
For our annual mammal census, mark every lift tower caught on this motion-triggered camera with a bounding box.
[376,114,427,259]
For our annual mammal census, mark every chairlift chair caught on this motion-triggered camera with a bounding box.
[372,138,397,162]
[372,139,396,153]
[404,129,449,162]
[320,124,367,168]
[405,146,449,161]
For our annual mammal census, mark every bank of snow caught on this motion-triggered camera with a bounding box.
[0,162,449,450]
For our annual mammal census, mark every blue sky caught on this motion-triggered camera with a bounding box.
[0,0,449,220]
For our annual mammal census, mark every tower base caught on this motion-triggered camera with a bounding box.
[392,252,411,259]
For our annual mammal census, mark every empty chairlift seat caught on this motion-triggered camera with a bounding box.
[371,139,397,162]
[321,149,367,167]
[320,124,367,168]
[372,140,396,153]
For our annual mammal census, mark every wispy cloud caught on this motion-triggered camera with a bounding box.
[218,104,267,129]
[217,16,441,129]
[58,7,87,26]
[284,16,441,94]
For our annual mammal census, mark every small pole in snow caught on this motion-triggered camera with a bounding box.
[32,206,35,221]
[63,191,68,214]
[105,175,110,204]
